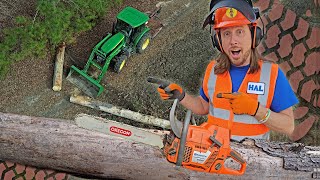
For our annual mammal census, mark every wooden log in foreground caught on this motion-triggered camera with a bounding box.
[70,95,171,129]
[52,42,66,91]
[0,112,315,179]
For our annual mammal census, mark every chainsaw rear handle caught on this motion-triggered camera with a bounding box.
[218,150,246,175]
[219,162,246,176]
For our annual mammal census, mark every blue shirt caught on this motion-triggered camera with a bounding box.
[200,64,299,113]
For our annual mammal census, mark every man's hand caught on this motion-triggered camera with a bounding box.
[217,92,259,116]
[147,77,185,101]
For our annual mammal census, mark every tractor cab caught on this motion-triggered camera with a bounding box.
[114,6,150,42]
[114,19,133,38]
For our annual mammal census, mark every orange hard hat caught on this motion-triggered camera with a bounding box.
[213,7,252,29]
[202,0,257,30]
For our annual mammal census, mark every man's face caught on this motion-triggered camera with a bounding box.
[220,25,252,67]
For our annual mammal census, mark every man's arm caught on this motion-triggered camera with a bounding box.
[255,105,294,137]
[180,93,209,115]
[254,68,298,138]
[219,92,295,137]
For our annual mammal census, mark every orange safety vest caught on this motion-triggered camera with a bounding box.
[203,60,278,141]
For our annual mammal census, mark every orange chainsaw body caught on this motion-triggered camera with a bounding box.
[164,122,246,175]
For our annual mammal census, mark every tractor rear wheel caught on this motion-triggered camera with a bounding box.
[114,55,127,73]
[136,32,151,54]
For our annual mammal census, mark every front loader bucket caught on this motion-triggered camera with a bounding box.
[66,65,104,98]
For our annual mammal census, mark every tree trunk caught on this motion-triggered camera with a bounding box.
[0,112,314,179]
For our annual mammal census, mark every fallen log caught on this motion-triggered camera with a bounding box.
[52,42,66,91]
[70,95,171,129]
[0,112,315,179]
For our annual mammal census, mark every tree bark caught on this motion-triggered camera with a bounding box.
[52,42,66,91]
[0,112,314,179]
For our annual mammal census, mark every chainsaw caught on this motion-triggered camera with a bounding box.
[163,99,246,175]
[75,99,246,175]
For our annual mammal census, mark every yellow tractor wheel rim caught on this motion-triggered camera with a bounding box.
[119,60,126,71]
[142,38,150,50]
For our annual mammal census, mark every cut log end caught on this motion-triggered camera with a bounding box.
[52,85,62,91]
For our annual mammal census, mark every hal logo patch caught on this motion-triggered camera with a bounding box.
[226,8,237,18]
[247,82,265,95]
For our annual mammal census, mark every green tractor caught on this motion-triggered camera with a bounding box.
[67,6,153,98]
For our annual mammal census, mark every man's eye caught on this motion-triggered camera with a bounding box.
[223,32,230,36]
[237,29,244,35]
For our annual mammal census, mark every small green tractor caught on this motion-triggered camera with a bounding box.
[67,6,159,98]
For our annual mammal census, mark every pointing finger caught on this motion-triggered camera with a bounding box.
[217,93,236,99]
[147,77,170,88]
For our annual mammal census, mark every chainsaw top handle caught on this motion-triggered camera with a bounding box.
[176,109,192,167]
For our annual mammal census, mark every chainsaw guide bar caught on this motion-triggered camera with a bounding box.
[75,114,167,148]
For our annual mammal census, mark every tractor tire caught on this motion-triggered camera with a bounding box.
[136,32,151,54]
[114,55,127,73]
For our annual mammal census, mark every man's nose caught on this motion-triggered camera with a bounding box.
[230,33,238,45]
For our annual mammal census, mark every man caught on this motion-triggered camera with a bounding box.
[148,0,298,141]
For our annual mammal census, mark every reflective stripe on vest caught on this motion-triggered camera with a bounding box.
[258,62,272,106]
[205,60,276,140]
[207,65,217,102]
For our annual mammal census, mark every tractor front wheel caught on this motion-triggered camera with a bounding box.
[136,32,151,54]
[114,55,127,73]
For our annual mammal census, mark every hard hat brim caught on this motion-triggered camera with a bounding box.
[213,19,252,29]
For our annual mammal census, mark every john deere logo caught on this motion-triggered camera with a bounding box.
[226,8,237,18]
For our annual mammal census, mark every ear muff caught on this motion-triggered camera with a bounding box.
[210,27,223,52]
[251,7,263,48]
[250,25,263,48]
